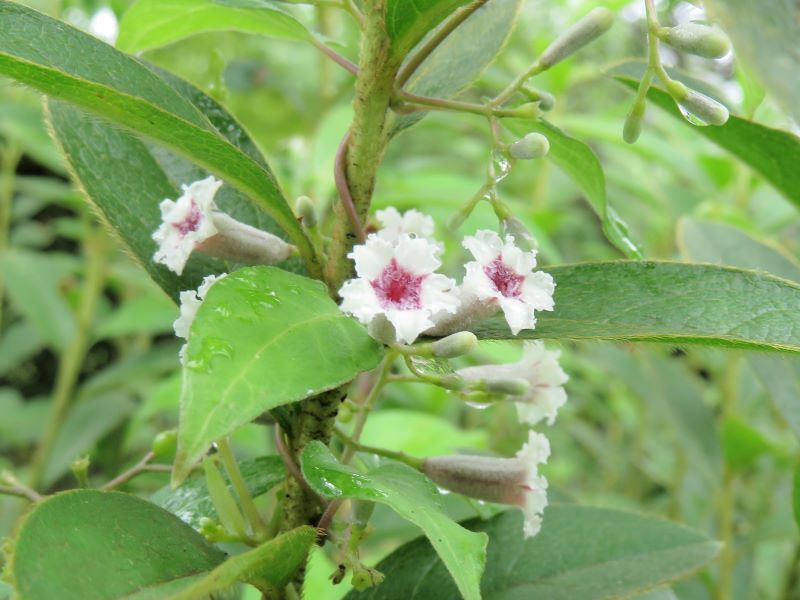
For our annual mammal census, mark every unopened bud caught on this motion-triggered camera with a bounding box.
[538,7,614,68]
[70,456,90,488]
[431,331,478,358]
[483,377,530,396]
[295,195,317,228]
[678,89,729,126]
[512,102,543,120]
[422,455,528,505]
[521,86,555,111]
[508,132,550,160]
[198,212,294,266]
[659,23,731,59]
[439,374,467,391]
[622,101,645,144]
[152,429,178,460]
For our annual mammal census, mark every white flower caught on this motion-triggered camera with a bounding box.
[457,341,568,426]
[462,230,555,335]
[174,274,226,363]
[339,234,459,344]
[152,176,222,275]
[421,430,550,539]
[516,431,550,538]
[375,207,436,244]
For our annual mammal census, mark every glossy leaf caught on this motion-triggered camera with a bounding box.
[118,0,313,54]
[391,0,520,133]
[387,0,471,61]
[346,508,720,600]
[614,72,800,211]
[506,119,642,258]
[470,261,800,352]
[174,267,383,483]
[9,490,225,600]
[0,2,311,264]
[302,441,487,600]
[677,218,800,440]
[704,0,800,122]
[152,455,285,529]
[170,526,316,598]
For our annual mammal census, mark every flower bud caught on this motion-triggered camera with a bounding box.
[660,23,731,59]
[438,374,468,391]
[198,212,294,265]
[431,331,478,358]
[513,102,543,120]
[70,456,90,488]
[678,89,729,126]
[483,377,531,396]
[295,195,317,228]
[508,132,550,160]
[538,7,614,68]
[521,87,555,111]
[622,101,646,144]
[152,429,178,459]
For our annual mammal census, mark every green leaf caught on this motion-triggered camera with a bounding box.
[0,2,313,267]
[470,261,800,352]
[676,218,800,439]
[174,267,383,483]
[506,119,642,258]
[346,507,720,600]
[153,456,285,529]
[720,416,776,471]
[0,249,75,350]
[704,0,800,122]
[170,526,316,598]
[793,463,800,532]
[391,0,521,133]
[613,72,800,211]
[302,441,487,600]
[9,490,225,600]
[117,0,313,54]
[387,0,471,61]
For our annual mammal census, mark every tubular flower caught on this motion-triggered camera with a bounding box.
[375,207,436,244]
[153,176,221,275]
[462,230,555,335]
[422,431,551,538]
[339,234,460,344]
[457,341,568,426]
[174,274,226,364]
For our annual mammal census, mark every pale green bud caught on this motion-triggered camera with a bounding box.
[484,377,531,396]
[622,101,645,144]
[660,23,731,59]
[513,102,543,120]
[521,86,555,111]
[431,331,478,358]
[508,132,550,160]
[295,195,317,228]
[678,89,729,126]
[538,7,615,68]
[70,456,90,488]
[439,374,468,391]
[152,429,178,459]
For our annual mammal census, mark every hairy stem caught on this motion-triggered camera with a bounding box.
[28,226,108,491]
[326,0,397,290]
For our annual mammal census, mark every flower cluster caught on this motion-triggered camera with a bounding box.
[339,210,555,344]
[339,208,567,539]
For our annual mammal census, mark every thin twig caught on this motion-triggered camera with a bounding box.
[316,498,344,542]
[0,473,42,502]
[311,38,359,75]
[101,451,159,491]
[274,425,325,504]
[334,130,366,243]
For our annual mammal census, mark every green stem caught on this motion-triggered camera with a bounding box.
[28,226,109,491]
[341,351,396,464]
[217,437,269,539]
[333,427,422,469]
[397,92,533,118]
[491,61,546,107]
[395,0,490,88]
[100,451,155,491]
[326,0,397,291]
[0,141,21,333]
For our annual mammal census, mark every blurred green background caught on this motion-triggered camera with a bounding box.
[1,1,798,598]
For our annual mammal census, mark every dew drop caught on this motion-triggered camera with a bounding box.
[490,150,511,183]
[677,103,709,126]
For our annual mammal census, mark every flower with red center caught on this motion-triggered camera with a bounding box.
[422,430,551,538]
[462,230,555,335]
[152,177,221,275]
[339,234,459,344]
[457,341,568,426]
